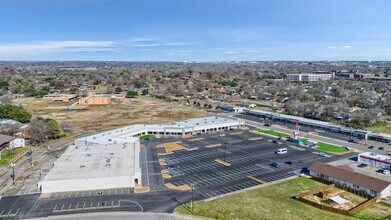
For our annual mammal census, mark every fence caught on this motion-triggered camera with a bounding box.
[298,183,335,197]
[296,181,381,216]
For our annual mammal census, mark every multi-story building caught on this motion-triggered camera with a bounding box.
[286,72,333,83]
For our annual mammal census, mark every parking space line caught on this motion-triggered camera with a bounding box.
[248,176,266,184]
[14,208,20,216]
[83,202,86,209]
[90,202,93,209]
[60,204,64,211]
[0,210,4,215]
[7,209,12,216]
[67,204,72,211]
[53,204,57,212]
[75,203,79,210]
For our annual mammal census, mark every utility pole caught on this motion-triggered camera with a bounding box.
[11,163,16,185]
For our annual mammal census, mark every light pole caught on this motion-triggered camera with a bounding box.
[191,184,194,213]
[11,163,16,185]
[223,142,228,163]
[190,183,196,213]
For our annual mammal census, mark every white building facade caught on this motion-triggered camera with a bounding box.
[39,116,244,193]
[358,152,391,170]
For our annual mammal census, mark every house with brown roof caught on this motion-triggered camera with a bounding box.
[308,162,391,198]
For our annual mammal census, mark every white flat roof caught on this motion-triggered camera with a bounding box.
[43,141,138,181]
[77,116,244,145]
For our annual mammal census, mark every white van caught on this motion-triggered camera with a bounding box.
[276,148,288,154]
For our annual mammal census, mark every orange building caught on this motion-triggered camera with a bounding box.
[78,97,111,105]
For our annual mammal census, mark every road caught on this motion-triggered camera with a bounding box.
[238,115,391,155]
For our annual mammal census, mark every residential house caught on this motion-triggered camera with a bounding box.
[0,134,25,150]
[308,162,391,199]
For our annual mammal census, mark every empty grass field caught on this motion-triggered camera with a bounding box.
[259,129,289,138]
[317,142,348,153]
[176,177,390,220]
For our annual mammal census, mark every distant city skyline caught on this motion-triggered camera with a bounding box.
[1,0,391,61]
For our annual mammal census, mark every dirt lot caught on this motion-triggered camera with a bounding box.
[18,97,204,131]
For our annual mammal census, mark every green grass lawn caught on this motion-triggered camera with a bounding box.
[317,142,348,153]
[366,122,391,135]
[300,138,308,144]
[175,177,390,220]
[259,129,289,138]
[139,134,153,141]
[0,148,27,165]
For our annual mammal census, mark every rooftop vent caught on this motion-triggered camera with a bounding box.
[106,159,111,163]
[106,164,111,168]
[86,154,91,157]
[80,165,85,169]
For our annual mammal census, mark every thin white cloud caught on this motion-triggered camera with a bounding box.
[128,37,160,42]
[226,51,240,54]
[327,45,352,49]
[129,42,191,47]
[0,41,116,55]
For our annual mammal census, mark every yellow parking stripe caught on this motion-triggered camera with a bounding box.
[247,176,266,184]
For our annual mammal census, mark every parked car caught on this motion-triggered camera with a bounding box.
[277,137,282,140]
[285,161,293,165]
[219,134,226,137]
[319,152,328,157]
[368,146,374,149]
[357,163,368,168]
[348,139,355,143]
[379,147,384,151]
[276,148,288,154]
[382,169,390,175]
[270,162,279,168]
[272,140,278,144]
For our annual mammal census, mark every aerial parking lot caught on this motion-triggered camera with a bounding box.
[145,129,355,200]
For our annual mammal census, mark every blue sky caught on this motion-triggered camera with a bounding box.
[0,0,390,61]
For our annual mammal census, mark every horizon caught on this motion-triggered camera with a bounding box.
[1,0,391,61]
